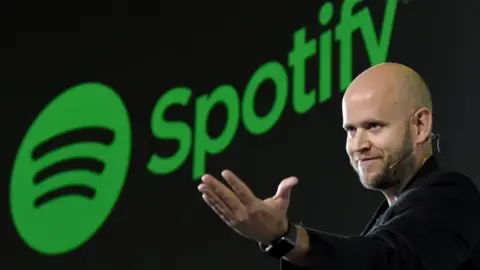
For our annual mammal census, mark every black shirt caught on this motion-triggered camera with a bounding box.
[280,157,480,270]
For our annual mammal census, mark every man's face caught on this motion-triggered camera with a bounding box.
[342,88,414,190]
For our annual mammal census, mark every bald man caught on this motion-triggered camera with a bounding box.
[198,63,480,270]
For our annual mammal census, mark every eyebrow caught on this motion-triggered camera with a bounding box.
[342,119,388,130]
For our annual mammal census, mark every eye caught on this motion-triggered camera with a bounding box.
[344,126,356,136]
[367,122,382,131]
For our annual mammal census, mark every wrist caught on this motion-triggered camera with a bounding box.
[277,218,290,240]
[261,218,290,245]
[258,221,298,259]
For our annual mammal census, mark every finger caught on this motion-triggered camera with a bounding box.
[221,170,256,206]
[198,183,238,220]
[274,177,299,200]
[201,174,246,212]
[202,194,233,224]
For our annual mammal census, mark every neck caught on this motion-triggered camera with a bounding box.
[382,153,431,205]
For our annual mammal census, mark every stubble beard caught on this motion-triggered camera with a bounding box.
[357,133,416,191]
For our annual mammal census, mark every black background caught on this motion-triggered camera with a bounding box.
[3,0,480,269]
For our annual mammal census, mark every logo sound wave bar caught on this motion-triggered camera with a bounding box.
[31,127,115,207]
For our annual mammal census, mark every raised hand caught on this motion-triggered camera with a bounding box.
[198,170,298,245]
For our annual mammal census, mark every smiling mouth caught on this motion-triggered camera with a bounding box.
[358,158,379,164]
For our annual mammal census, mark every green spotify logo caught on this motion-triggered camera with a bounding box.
[10,83,132,255]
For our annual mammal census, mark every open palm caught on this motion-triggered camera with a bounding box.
[198,170,298,244]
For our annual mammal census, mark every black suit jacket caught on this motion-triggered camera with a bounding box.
[280,157,480,270]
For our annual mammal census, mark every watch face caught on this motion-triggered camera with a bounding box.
[261,224,298,259]
[268,238,295,259]
[266,225,297,259]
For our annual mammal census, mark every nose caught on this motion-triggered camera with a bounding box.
[348,129,371,154]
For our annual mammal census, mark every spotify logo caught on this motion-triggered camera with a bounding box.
[10,83,132,255]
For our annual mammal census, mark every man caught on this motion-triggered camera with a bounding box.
[197,63,480,269]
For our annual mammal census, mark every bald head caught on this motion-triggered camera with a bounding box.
[343,62,432,118]
[343,63,434,195]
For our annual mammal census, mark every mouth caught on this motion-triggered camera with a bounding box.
[357,157,380,165]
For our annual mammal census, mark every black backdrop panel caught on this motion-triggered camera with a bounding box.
[2,0,480,269]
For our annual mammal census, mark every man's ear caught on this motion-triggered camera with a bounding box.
[413,107,432,144]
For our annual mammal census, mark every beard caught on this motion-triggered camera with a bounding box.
[355,131,416,191]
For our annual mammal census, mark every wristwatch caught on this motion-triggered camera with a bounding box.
[259,222,297,259]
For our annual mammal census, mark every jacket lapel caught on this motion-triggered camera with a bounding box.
[360,200,388,236]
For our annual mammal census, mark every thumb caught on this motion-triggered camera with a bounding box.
[274,177,298,201]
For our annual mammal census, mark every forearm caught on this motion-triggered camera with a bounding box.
[280,227,407,270]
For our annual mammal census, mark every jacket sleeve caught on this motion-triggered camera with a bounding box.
[279,179,480,270]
